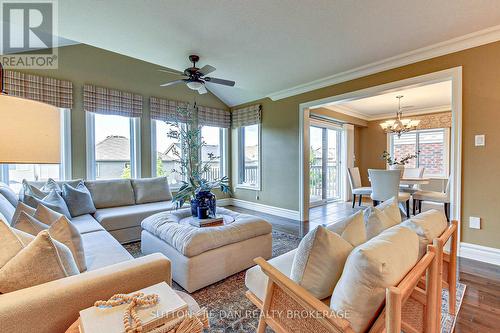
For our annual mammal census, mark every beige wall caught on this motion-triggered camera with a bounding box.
[12,44,228,184]
[232,41,500,249]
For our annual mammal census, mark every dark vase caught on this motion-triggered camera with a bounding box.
[190,190,217,218]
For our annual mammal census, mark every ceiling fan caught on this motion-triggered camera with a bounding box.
[158,55,235,94]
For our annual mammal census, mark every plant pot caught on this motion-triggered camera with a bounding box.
[389,164,404,178]
[190,190,217,218]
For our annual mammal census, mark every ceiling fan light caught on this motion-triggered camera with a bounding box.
[186,81,203,90]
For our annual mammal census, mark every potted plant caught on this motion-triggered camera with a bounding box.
[380,150,418,177]
[167,104,231,218]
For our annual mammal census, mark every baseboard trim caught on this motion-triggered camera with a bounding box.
[459,242,500,266]
[218,198,300,220]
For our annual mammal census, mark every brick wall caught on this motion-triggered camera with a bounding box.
[394,142,445,175]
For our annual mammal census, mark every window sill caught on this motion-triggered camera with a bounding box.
[235,184,260,191]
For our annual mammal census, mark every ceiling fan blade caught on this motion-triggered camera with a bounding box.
[204,77,235,87]
[197,85,207,94]
[160,80,185,87]
[157,68,183,75]
[198,65,216,76]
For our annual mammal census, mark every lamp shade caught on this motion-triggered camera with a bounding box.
[0,94,60,164]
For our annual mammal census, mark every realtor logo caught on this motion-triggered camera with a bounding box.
[1,0,58,68]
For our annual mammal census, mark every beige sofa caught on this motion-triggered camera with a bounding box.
[24,178,176,243]
[0,182,172,333]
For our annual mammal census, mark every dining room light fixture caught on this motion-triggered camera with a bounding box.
[379,95,420,138]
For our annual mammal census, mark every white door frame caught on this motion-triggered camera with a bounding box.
[299,67,462,246]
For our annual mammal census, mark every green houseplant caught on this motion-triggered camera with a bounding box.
[168,104,231,216]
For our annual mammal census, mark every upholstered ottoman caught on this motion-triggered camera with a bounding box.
[140,207,272,292]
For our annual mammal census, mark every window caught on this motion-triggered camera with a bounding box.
[390,128,449,177]
[0,109,71,193]
[237,124,260,189]
[151,121,227,187]
[86,112,141,180]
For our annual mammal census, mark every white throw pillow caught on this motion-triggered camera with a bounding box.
[401,209,448,258]
[291,226,353,299]
[327,210,366,247]
[330,225,419,333]
[0,230,79,293]
[364,197,401,239]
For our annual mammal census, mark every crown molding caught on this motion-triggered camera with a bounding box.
[326,104,451,121]
[266,25,500,101]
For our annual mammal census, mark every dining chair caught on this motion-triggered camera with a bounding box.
[412,177,451,221]
[347,167,372,208]
[368,169,411,217]
[400,167,425,194]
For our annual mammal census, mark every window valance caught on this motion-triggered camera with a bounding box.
[412,112,452,130]
[232,104,261,128]
[83,84,143,117]
[150,97,230,128]
[4,70,73,109]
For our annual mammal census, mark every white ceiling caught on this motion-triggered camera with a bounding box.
[325,80,452,120]
[56,0,500,106]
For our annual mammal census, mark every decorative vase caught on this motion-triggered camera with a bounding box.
[190,190,217,218]
[389,164,404,178]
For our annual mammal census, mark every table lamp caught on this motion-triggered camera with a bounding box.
[0,63,61,165]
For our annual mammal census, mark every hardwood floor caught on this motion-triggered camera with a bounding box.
[226,202,500,332]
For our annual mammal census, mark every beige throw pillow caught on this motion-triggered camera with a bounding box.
[330,225,419,333]
[0,230,79,293]
[34,203,63,225]
[401,209,448,258]
[11,202,36,226]
[12,207,87,272]
[0,220,26,268]
[364,197,401,239]
[327,210,366,247]
[291,226,353,299]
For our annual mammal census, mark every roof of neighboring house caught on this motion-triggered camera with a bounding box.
[160,143,221,161]
[96,135,130,161]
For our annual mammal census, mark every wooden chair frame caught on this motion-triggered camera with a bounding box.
[249,244,440,333]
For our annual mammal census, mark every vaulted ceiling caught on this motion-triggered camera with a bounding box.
[57,0,500,106]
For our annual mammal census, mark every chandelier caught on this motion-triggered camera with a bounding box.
[380,95,420,137]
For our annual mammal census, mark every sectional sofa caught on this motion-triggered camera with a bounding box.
[0,179,173,333]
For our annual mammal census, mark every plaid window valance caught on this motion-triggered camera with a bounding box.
[4,70,73,109]
[84,84,143,117]
[150,97,230,128]
[232,104,261,128]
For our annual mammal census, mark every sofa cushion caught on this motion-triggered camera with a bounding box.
[82,230,133,271]
[141,207,272,257]
[245,249,297,301]
[401,209,448,258]
[85,179,135,209]
[327,210,366,247]
[330,225,419,333]
[94,201,174,231]
[0,230,79,293]
[0,183,18,207]
[364,197,401,240]
[70,214,105,234]
[291,226,353,299]
[131,177,172,204]
[62,181,97,217]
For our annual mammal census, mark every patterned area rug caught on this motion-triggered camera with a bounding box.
[124,231,465,333]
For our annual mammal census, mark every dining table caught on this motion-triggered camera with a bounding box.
[399,177,431,186]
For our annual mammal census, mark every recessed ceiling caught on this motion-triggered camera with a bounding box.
[56,0,500,106]
[325,80,452,120]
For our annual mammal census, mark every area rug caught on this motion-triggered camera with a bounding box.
[124,231,465,333]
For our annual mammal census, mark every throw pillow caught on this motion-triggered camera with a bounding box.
[364,197,401,239]
[377,196,402,224]
[34,203,63,225]
[62,181,96,217]
[40,178,62,193]
[401,209,448,258]
[12,208,86,272]
[327,210,366,247]
[34,190,72,218]
[0,182,19,207]
[290,226,353,299]
[131,177,173,204]
[0,230,79,293]
[21,180,47,208]
[11,202,36,226]
[330,225,419,333]
[0,220,26,268]
[0,194,15,224]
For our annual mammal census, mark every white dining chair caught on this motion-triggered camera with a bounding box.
[368,169,411,217]
[347,167,372,207]
[400,167,425,193]
[413,177,451,221]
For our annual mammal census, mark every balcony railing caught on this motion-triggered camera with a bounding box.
[310,163,340,200]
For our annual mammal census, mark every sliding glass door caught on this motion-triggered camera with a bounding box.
[309,122,342,206]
